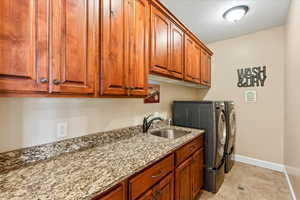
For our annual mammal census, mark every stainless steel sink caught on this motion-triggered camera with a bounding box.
[150,128,191,139]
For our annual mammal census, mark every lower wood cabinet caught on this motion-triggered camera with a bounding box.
[129,154,174,200]
[175,157,192,200]
[175,149,204,200]
[191,149,204,199]
[137,173,174,200]
[127,136,203,200]
[95,183,125,200]
[83,136,204,200]
[156,173,174,200]
[137,189,154,200]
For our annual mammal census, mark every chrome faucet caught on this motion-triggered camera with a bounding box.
[167,118,172,127]
[143,114,163,133]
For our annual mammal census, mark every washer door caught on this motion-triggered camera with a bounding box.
[217,111,227,165]
[229,110,236,148]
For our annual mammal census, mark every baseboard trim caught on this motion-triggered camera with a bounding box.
[283,167,297,200]
[234,154,284,172]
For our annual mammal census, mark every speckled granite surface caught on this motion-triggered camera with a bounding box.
[0,125,144,174]
[0,124,204,200]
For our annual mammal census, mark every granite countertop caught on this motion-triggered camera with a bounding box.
[0,125,204,200]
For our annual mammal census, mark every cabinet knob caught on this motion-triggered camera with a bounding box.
[154,190,161,200]
[110,10,115,16]
[53,79,61,85]
[39,78,48,84]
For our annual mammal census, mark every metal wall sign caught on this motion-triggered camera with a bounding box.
[237,66,267,87]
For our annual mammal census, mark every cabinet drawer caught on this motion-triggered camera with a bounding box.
[129,154,174,200]
[175,135,203,166]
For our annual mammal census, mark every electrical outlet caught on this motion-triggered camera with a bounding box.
[56,122,68,139]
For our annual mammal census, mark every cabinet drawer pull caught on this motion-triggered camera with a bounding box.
[189,145,195,151]
[40,78,48,84]
[53,79,61,85]
[151,170,162,178]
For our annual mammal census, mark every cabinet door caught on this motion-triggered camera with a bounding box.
[207,55,211,86]
[101,0,129,95]
[184,35,194,82]
[175,157,192,200]
[201,50,211,87]
[169,23,184,79]
[0,0,49,92]
[150,6,171,75]
[51,0,97,94]
[192,44,201,84]
[128,0,149,96]
[191,149,204,199]
[137,173,174,200]
[137,189,154,200]
[155,173,174,200]
[97,185,124,200]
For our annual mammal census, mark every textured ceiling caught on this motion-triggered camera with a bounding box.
[159,0,290,44]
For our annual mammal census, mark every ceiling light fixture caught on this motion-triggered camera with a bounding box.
[223,5,249,22]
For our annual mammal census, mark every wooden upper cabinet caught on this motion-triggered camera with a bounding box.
[101,0,149,96]
[169,22,184,79]
[0,0,49,92]
[184,35,194,82]
[0,0,212,97]
[193,44,201,84]
[128,0,149,96]
[51,0,97,94]
[207,56,211,85]
[185,34,203,84]
[101,0,128,95]
[150,5,171,75]
[201,50,211,87]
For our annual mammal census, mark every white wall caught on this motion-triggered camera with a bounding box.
[285,0,300,198]
[199,26,285,164]
[0,83,200,152]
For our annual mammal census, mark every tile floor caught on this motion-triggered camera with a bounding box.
[199,162,291,200]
